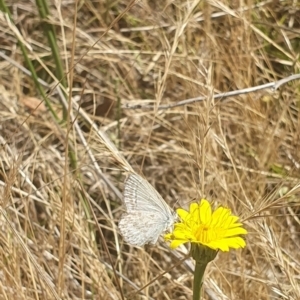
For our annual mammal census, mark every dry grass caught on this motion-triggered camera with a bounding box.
[0,0,300,299]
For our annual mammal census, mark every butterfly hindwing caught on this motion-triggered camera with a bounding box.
[119,211,167,246]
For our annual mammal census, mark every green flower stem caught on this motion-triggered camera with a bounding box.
[193,260,208,300]
[191,244,218,300]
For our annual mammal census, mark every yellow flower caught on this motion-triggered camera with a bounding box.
[165,199,247,251]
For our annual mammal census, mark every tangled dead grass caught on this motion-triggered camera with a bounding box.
[0,0,300,299]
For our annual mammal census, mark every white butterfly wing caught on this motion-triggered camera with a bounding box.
[119,211,167,246]
[119,174,176,246]
[123,174,173,215]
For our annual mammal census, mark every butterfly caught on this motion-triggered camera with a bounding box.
[118,174,177,246]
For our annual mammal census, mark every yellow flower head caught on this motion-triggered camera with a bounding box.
[165,199,247,251]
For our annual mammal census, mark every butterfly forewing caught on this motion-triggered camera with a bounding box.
[124,174,172,214]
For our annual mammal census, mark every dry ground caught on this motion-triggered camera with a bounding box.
[0,0,300,299]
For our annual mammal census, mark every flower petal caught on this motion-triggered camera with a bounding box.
[170,239,186,249]
[199,199,212,224]
[223,227,248,237]
[177,208,189,221]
